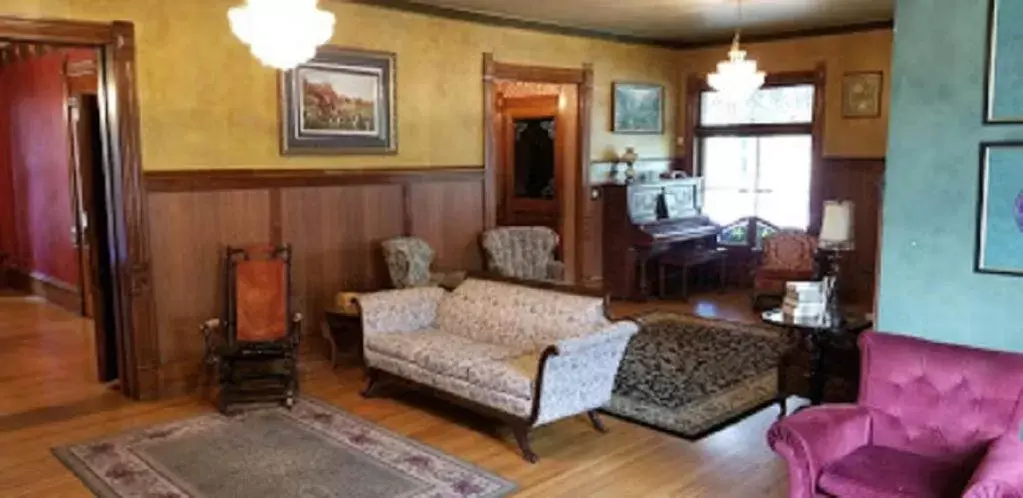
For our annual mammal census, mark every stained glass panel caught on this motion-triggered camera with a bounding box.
[718,220,749,246]
[700,85,814,126]
[513,117,556,200]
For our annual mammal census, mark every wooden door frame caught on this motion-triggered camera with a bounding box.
[0,16,158,400]
[482,53,594,283]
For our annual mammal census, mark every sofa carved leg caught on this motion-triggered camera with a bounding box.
[511,424,538,464]
[360,369,383,399]
[587,411,609,433]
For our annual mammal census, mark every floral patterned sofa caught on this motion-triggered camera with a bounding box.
[357,277,639,462]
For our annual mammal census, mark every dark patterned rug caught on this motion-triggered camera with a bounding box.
[53,397,516,498]
[604,312,788,440]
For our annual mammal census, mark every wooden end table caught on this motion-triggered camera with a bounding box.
[322,307,363,368]
[761,309,872,417]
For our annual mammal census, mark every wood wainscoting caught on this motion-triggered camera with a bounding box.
[144,167,486,395]
[819,156,885,307]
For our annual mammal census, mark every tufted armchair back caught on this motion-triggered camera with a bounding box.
[381,237,436,289]
[481,226,562,281]
[762,231,817,272]
[858,332,1023,461]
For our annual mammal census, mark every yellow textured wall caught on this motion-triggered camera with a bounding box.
[0,0,678,170]
[677,29,893,158]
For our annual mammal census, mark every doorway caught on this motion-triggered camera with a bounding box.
[0,17,154,399]
[483,54,593,283]
[70,93,120,381]
[0,43,119,383]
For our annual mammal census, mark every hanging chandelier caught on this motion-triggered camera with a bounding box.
[707,0,764,99]
[229,0,336,70]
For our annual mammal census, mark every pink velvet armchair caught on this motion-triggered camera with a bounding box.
[768,332,1023,498]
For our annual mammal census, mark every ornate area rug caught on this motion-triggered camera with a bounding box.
[604,312,788,439]
[53,397,516,498]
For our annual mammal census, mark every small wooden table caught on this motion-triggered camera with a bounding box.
[761,309,872,416]
[322,306,363,368]
[657,247,728,299]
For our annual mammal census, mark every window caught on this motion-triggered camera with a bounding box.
[695,81,816,248]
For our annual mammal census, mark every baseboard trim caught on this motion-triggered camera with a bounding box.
[5,269,82,314]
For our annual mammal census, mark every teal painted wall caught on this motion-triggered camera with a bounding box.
[877,0,1023,352]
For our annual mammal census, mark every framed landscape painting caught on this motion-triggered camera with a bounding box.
[612,82,664,134]
[279,46,396,155]
[975,142,1023,275]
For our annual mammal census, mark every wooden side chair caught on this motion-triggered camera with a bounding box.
[201,244,302,414]
[751,231,818,309]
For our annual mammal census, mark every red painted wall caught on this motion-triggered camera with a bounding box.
[0,63,15,270]
[0,50,84,288]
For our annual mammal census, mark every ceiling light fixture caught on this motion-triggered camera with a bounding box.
[707,0,765,100]
[229,0,335,70]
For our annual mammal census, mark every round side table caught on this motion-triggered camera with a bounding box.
[761,309,872,416]
[322,292,363,368]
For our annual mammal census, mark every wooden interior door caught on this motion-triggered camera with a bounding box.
[68,96,94,317]
[498,95,562,232]
[69,93,118,381]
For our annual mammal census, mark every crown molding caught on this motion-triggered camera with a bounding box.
[344,1,893,50]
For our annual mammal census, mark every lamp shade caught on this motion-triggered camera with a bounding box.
[819,200,854,250]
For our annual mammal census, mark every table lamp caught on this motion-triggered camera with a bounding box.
[819,200,854,324]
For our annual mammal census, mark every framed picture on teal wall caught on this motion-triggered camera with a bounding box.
[976,142,1023,275]
[984,0,1023,123]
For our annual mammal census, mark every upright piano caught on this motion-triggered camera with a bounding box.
[602,178,721,300]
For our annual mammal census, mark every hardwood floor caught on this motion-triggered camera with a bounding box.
[0,291,789,497]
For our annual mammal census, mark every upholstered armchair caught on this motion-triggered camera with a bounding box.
[752,231,818,309]
[381,237,464,289]
[768,332,1023,498]
[481,226,564,281]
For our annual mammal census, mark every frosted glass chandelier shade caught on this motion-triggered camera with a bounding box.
[228,0,335,70]
[707,33,766,100]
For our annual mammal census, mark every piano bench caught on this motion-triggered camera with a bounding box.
[657,247,729,300]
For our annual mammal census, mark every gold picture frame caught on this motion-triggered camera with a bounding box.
[842,71,883,119]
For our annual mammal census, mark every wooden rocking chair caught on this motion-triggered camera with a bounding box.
[201,244,302,414]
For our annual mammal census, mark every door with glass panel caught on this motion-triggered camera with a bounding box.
[695,83,816,248]
[498,95,562,232]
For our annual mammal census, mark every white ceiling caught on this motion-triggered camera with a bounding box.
[404,0,894,44]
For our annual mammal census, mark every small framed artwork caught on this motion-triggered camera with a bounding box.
[279,46,396,155]
[975,142,1023,276]
[842,71,883,118]
[612,82,664,134]
[984,0,1023,123]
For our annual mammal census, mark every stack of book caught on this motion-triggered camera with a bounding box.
[783,281,825,318]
